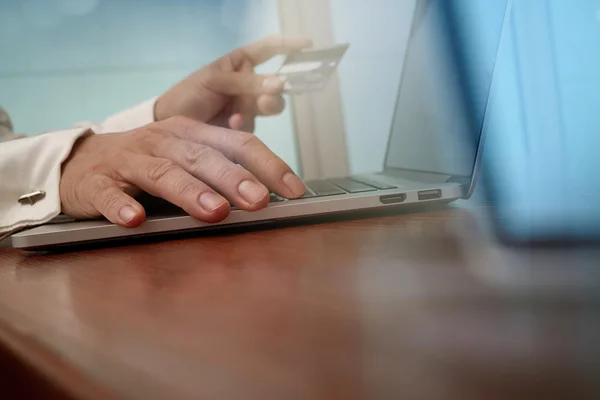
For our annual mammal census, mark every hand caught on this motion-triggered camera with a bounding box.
[59,117,307,227]
[155,35,313,132]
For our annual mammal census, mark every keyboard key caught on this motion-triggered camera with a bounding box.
[349,177,397,190]
[328,178,378,193]
[301,189,316,199]
[306,180,346,197]
[269,193,285,203]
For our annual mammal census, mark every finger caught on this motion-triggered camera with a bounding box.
[88,176,146,228]
[164,118,306,199]
[228,113,257,133]
[230,100,256,133]
[228,114,245,131]
[203,71,284,96]
[256,94,285,116]
[119,154,231,223]
[229,59,258,132]
[151,137,270,211]
[240,35,313,66]
[209,102,237,130]
[228,95,285,126]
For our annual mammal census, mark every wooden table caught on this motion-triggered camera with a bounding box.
[0,207,599,400]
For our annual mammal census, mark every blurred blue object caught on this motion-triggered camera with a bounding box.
[443,0,600,243]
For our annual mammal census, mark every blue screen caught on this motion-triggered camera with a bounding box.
[446,0,600,241]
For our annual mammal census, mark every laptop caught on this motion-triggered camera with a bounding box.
[11,0,510,250]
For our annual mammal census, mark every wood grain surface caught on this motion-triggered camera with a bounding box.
[1,208,599,400]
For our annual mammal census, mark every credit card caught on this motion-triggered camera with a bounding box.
[278,43,349,94]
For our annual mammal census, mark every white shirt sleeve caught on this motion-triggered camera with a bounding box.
[0,98,157,238]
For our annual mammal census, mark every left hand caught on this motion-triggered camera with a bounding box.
[154,35,313,133]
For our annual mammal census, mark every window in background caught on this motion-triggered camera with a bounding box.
[330,0,416,175]
[0,0,300,172]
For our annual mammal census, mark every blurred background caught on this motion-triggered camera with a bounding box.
[2,0,600,230]
[0,0,298,169]
[0,0,415,176]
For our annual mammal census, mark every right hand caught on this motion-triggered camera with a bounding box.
[59,117,306,227]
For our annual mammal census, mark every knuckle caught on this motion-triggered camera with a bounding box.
[182,143,212,166]
[101,192,122,212]
[182,143,236,183]
[236,132,261,149]
[215,165,234,182]
[90,178,110,196]
[94,183,121,211]
[147,159,178,183]
[173,179,198,199]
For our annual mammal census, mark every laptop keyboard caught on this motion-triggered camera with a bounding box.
[326,178,377,193]
[48,178,398,223]
[304,180,346,196]
[271,177,398,203]
[140,177,398,214]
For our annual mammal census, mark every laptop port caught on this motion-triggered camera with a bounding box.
[418,189,442,201]
[379,193,407,204]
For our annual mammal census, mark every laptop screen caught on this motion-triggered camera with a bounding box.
[384,0,508,181]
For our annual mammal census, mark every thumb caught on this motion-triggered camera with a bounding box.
[88,177,146,228]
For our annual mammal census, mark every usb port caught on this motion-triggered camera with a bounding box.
[418,189,442,201]
[379,193,407,204]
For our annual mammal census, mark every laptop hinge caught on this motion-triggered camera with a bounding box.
[384,168,452,184]
[446,175,470,185]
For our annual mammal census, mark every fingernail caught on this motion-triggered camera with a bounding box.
[283,172,306,197]
[238,180,269,205]
[262,76,284,92]
[199,192,228,212]
[118,206,138,224]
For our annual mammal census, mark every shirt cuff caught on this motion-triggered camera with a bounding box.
[0,128,93,236]
[93,97,158,134]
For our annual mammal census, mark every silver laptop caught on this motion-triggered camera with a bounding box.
[12,0,508,250]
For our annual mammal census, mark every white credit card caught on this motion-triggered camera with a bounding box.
[278,43,349,94]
